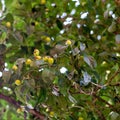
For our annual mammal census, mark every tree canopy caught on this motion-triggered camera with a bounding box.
[0,0,120,120]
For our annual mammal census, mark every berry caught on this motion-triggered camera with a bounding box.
[48,57,54,65]
[35,55,42,60]
[6,22,11,28]
[40,0,46,5]
[43,56,49,62]
[35,21,39,26]
[44,37,51,43]
[49,111,54,117]
[78,117,84,120]
[33,49,40,56]
[26,59,32,65]
[17,108,22,113]
[65,40,72,45]
[15,79,21,86]
[12,65,18,71]
[17,107,25,113]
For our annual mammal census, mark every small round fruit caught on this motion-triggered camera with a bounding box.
[49,111,54,117]
[17,108,22,113]
[15,79,21,86]
[35,55,42,60]
[43,56,48,62]
[33,49,40,56]
[40,0,46,5]
[17,107,25,113]
[6,22,11,28]
[78,117,84,120]
[35,21,39,26]
[44,37,51,43]
[65,40,72,45]
[26,59,32,65]
[48,57,54,65]
[12,65,18,71]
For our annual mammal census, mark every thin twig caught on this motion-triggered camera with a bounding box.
[93,94,113,108]
[29,109,46,120]
[91,82,103,88]
[109,82,120,86]
[105,67,120,86]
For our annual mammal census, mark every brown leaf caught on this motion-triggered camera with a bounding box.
[50,44,67,57]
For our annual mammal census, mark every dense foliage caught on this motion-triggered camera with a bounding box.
[0,0,120,120]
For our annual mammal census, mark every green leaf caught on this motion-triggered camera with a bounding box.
[37,87,47,103]
[4,13,14,23]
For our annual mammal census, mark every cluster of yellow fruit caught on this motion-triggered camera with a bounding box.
[25,49,42,65]
[33,49,42,60]
[12,65,22,86]
[12,49,54,86]
[43,56,54,65]
[33,49,54,65]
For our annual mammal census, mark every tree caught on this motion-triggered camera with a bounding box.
[0,0,120,120]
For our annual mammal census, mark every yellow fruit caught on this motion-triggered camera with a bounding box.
[35,21,39,26]
[48,57,54,65]
[33,49,40,56]
[26,59,32,65]
[43,56,48,62]
[65,40,72,45]
[17,108,22,113]
[6,22,11,28]
[15,79,21,86]
[40,0,46,5]
[45,9,49,12]
[49,111,54,117]
[35,55,42,60]
[78,117,84,120]
[12,65,18,71]
[17,107,25,113]
[44,37,51,43]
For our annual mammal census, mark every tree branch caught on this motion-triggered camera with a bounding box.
[0,93,46,120]
[0,93,20,108]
